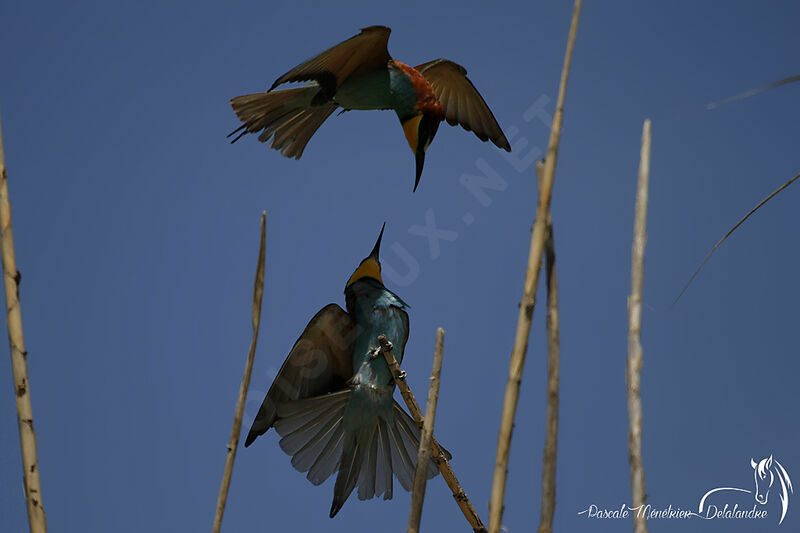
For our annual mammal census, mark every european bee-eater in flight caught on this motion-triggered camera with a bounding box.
[229,25,511,191]
[246,224,443,517]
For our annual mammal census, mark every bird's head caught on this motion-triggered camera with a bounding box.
[402,112,441,192]
[346,223,385,288]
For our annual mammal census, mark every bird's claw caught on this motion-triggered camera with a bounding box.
[369,347,381,360]
[384,340,394,351]
[395,370,407,380]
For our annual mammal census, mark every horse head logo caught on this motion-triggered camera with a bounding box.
[750,455,793,524]
[699,454,793,525]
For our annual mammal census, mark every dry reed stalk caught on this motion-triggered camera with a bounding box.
[627,120,651,533]
[212,212,267,533]
[673,171,800,306]
[706,73,800,110]
[0,113,48,533]
[489,2,582,531]
[407,327,445,533]
[377,334,487,533]
[536,160,560,533]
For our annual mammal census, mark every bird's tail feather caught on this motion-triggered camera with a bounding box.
[274,390,350,485]
[274,392,442,518]
[329,398,441,517]
[229,87,336,159]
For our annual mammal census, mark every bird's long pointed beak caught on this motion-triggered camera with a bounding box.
[414,151,425,192]
[370,223,386,260]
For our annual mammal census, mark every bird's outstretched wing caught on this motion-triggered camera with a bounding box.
[416,59,511,151]
[245,304,355,447]
[270,26,392,98]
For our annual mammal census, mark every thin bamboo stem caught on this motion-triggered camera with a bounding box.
[0,113,47,533]
[408,327,445,533]
[378,335,486,533]
[489,2,582,531]
[212,211,267,533]
[627,120,651,533]
[536,160,560,533]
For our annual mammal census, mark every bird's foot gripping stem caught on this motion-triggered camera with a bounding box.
[371,340,394,359]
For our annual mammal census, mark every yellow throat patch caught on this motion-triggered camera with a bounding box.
[346,257,383,287]
[402,115,422,153]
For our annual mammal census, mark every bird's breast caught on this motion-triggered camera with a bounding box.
[334,69,395,110]
[348,305,407,386]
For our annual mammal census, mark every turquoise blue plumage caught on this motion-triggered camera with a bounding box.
[245,225,440,517]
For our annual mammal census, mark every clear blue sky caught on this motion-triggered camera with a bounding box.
[1,1,798,532]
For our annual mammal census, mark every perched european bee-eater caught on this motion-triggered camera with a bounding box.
[229,25,511,191]
[246,224,442,517]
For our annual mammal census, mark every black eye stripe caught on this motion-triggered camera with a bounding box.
[418,116,440,145]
